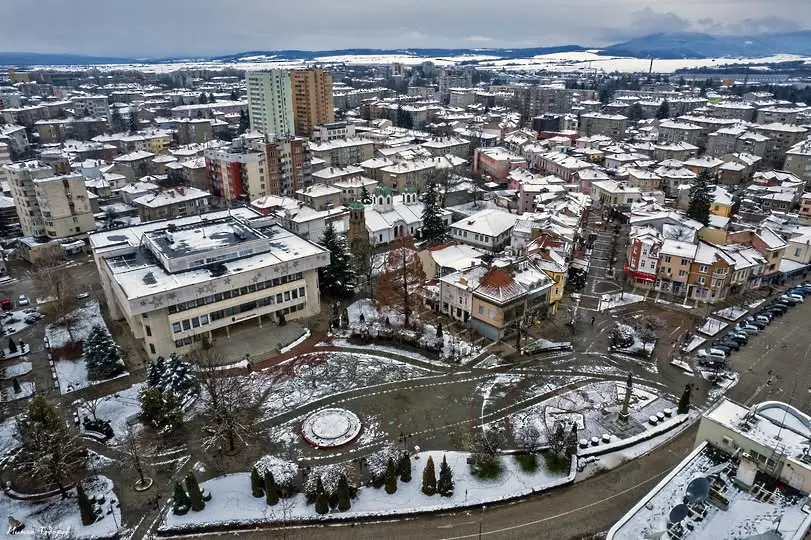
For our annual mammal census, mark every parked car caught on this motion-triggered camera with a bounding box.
[697,348,729,358]
[787,289,809,298]
[735,325,760,335]
[779,294,802,305]
[710,344,733,355]
[24,314,39,324]
[17,295,29,307]
[1,298,12,310]
[759,307,783,318]
[726,332,749,344]
[699,355,727,368]
[767,302,788,313]
[76,292,90,300]
[742,318,767,329]
[713,339,740,351]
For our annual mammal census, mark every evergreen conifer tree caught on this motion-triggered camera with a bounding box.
[678,384,692,414]
[421,183,447,245]
[264,470,279,506]
[250,467,264,497]
[239,110,250,133]
[687,170,713,225]
[12,377,22,394]
[385,458,398,494]
[627,102,644,122]
[655,100,670,119]
[314,477,329,514]
[360,184,371,203]
[436,322,443,339]
[318,222,357,299]
[230,89,239,101]
[398,452,412,482]
[209,92,216,103]
[128,108,139,134]
[84,325,124,381]
[110,107,125,132]
[77,483,95,525]
[437,454,454,497]
[172,482,191,514]
[421,456,436,496]
[199,92,208,104]
[336,474,351,511]
[8,337,16,353]
[185,472,205,511]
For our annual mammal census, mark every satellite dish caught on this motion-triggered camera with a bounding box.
[669,503,689,524]
[685,477,710,504]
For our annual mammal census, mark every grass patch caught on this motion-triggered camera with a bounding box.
[514,453,538,473]
[469,454,503,480]
[542,451,571,474]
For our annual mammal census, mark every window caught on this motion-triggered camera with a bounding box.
[664,255,672,263]
[192,317,200,328]
[679,270,687,277]
[639,261,645,269]
[149,343,156,354]
[680,259,688,266]
[276,293,283,303]
[699,265,708,273]
[200,315,209,325]
[299,287,305,297]
[145,325,152,337]
[478,305,484,314]
[488,309,495,319]
[697,276,705,285]
[182,320,191,331]
[172,322,182,333]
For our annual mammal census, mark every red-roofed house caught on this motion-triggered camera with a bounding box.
[470,267,527,341]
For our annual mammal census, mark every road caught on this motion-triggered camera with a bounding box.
[168,297,811,540]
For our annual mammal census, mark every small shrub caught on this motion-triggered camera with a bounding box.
[543,451,571,474]
[514,453,538,473]
[470,454,503,480]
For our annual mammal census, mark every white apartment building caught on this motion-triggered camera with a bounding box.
[71,95,109,118]
[4,161,55,237]
[89,208,329,359]
[33,174,96,239]
[247,70,295,137]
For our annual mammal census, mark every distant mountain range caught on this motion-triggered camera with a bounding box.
[2,31,811,67]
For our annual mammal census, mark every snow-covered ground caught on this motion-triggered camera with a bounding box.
[681,334,706,353]
[260,352,439,420]
[160,450,573,531]
[713,306,748,321]
[670,358,695,375]
[2,381,34,401]
[0,417,17,456]
[44,300,105,349]
[54,358,128,395]
[279,328,311,354]
[696,317,728,337]
[1,361,32,378]
[1,310,38,336]
[598,293,644,312]
[323,339,449,368]
[46,301,129,394]
[0,475,120,539]
[345,299,482,363]
[76,383,143,444]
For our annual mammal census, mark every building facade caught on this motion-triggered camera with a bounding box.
[247,70,295,136]
[290,69,335,137]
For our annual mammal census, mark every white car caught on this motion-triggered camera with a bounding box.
[17,295,29,307]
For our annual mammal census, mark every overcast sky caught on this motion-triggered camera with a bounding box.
[2,0,810,57]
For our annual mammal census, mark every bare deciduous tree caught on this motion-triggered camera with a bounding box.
[29,248,79,342]
[188,348,260,454]
[375,235,425,327]
[122,427,153,490]
[76,388,111,422]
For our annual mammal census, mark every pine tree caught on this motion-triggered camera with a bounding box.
[185,472,205,511]
[360,184,371,203]
[77,483,95,525]
[318,222,357,299]
[678,384,691,414]
[128,108,139,134]
[565,424,578,457]
[421,456,436,496]
[687,170,713,225]
[139,386,183,431]
[8,337,16,353]
[336,474,351,511]
[436,322,443,339]
[230,89,239,101]
[421,183,447,246]
[264,470,279,506]
[239,109,250,133]
[12,377,22,394]
[209,92,216,104]
[314,477,329,514]
[84,325,124,380]
[251,467,264,497]
[437,455,454,497]
[199,92,208,104]
[627,102,644,122]
[110,107,125,132]
[385,458,398,494]
[398,452,412,482]
[655,100,670,119]
[172,482,191,515]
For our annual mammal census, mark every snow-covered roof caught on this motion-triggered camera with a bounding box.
[451,208,518,237]
[660,239,697,258]
[132,187,209,208]
[429,244,487,272]
[473,267,526,305]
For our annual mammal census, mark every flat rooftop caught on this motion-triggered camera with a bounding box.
[609,442,811,540]
[145,220,261,260]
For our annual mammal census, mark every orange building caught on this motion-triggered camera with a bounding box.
[290,69,335,137]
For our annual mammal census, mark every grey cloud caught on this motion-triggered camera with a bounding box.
[0,0,810,55]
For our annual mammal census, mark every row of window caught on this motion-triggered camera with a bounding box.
[167,272,304,314]
[172,303,305,349]
[172,286,306,333]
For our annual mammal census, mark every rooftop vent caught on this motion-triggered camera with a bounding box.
[142,272,157,285]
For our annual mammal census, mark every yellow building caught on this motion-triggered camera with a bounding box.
[290,69,335,137]
[710,186,733,217]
